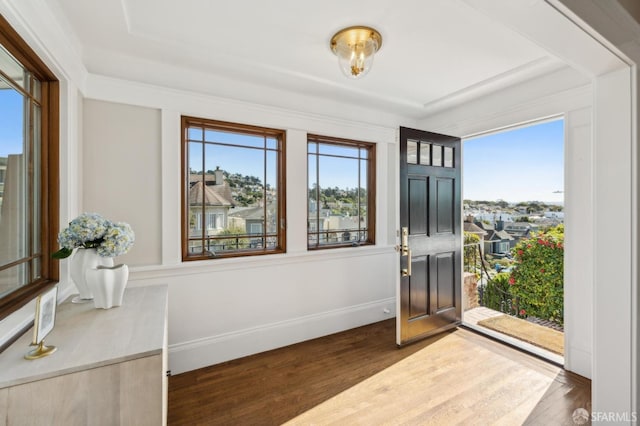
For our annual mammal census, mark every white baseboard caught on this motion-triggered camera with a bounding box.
[168,297,396,375]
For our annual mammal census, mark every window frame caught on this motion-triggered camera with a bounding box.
[0,15,59,322]
[181,116,287,261]
[307,134,376,250]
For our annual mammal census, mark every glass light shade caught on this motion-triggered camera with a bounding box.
[330,26,382,79]
[335,38,378,79]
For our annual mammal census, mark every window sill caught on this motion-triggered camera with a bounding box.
[130,244,396,280]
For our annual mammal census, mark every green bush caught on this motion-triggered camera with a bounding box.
[216,226,251,251]
[482,273,518,316]
[509,225,564,324]
[463,232,482,276]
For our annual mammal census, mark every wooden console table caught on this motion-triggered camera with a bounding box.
[0,285,168,425]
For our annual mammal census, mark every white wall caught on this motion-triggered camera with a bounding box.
[82,99,162,266]
[132,248,396,373]
[81,77,402,373]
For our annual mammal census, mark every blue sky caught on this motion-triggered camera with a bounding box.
[0,88,24,157]
[463,119,564,203]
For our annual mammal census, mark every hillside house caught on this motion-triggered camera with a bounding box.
[503,222,537,248]
[188,169,234,238]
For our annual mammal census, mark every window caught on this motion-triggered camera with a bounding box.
[307,134,375,249]
[182,117,286,260]
[406,140,455,168]
[0,16,59,322]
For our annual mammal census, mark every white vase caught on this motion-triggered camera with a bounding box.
[70,248,114,302]
[86,264,129,309]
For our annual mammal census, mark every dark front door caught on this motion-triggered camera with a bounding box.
[398,126,462,345]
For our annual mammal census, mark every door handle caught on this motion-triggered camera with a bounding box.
[401,227,411,277]
[401,249,412,277]
[401,227,409,256]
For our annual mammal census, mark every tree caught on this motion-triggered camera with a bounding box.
[526,201,542,213]
[215,226,251,251]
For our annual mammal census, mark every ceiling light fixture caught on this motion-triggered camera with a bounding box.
[330,26,382,79]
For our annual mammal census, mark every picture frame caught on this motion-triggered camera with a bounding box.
[25,286,58,360]
[33,286,57,344]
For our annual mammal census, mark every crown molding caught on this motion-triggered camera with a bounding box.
[421,57,565,116]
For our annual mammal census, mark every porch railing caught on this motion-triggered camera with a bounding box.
[464,242,520,316]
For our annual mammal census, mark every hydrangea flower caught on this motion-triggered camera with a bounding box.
[57,213,109,249]
[97,222,135,257]
[52,213,135,258]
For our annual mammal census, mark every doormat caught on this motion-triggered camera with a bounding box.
[477,314,564,355]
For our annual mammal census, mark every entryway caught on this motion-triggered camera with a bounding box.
[460,119,565,364]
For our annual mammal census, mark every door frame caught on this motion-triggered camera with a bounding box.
[458,115,566,366]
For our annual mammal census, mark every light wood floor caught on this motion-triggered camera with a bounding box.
[168,319,590,425]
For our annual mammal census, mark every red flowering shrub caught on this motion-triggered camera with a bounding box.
[509,224,564,324]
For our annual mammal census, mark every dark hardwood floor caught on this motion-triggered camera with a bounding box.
[168,319,590,425]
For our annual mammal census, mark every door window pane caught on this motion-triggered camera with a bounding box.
[420,142,431,165]
[444,146,454,168]
[432,145,443,167]
[407,140,418,164]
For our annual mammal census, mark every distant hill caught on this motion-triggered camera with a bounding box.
[464,199,563,211]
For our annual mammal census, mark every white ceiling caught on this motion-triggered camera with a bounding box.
[51,0,568,119]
